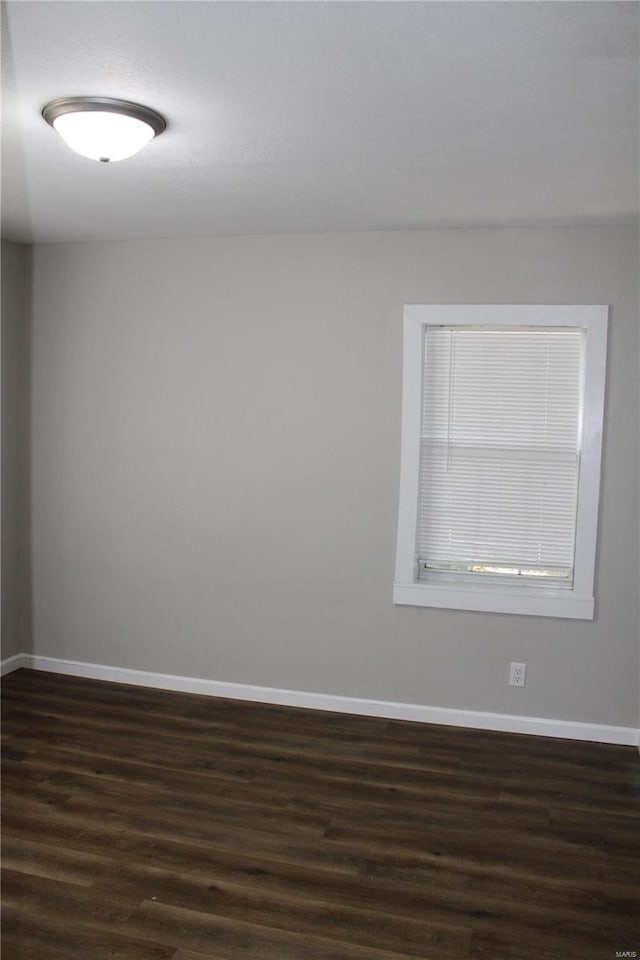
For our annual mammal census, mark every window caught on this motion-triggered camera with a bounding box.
[394,305,608,619]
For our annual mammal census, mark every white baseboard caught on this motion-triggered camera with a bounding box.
[1,653,27,676]
[3,652,638,747]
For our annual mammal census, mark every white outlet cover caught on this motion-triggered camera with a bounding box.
[509,662,527,687]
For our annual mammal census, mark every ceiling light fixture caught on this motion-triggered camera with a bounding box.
[42,97,166,163]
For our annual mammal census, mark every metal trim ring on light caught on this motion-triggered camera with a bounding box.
[42,96,166,137]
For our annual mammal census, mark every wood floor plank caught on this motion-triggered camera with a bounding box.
[1,835,115,887]
[2,668,639,960]
[171,951,225,960]
[323,816,639,885]
[2,868,142,925]
[98,870,472,958]
[1,700,436,768]
[114,899,465,960]
[2,907,176,960]
[1,715,498,800]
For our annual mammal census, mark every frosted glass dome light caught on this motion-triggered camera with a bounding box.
[42,97,166,162]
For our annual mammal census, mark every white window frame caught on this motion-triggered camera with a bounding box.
[394,305,608,620]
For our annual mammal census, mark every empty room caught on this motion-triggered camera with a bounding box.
[1,1,639,958]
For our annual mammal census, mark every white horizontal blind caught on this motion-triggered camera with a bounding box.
[417,327,584,582]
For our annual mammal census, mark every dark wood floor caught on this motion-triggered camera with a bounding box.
[1,669,639,960]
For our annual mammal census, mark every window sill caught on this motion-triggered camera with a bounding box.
[393,582,594,620]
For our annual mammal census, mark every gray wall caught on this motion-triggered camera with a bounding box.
[1,240,31,660]
[30,226,639,727]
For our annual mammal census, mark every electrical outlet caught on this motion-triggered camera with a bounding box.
[509,662,527,687]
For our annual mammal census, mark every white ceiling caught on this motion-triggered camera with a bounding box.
[2,1,638,243]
